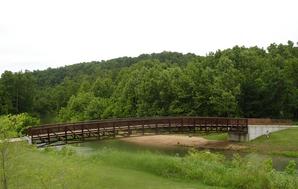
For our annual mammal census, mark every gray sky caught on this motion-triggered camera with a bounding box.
[0,0,297,74]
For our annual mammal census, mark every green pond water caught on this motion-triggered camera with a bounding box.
[67,139,298,171]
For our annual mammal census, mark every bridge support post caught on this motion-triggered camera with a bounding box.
[128,125,131,136]
[64,127,67,144]
[142,124,145,135]
[81,126,84,141]
[193,120,196,133]
[113,124,116,138]
[30,134,33,144]
[97,126,100,140]
[47,129,50,144]
[181,119,184,133]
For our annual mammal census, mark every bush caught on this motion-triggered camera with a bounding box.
[90,148,298,189]
[285,160,297,175]
[0,113,40,137]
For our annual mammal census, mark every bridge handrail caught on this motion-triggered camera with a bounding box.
[29,116,247,128]
[26,116,248,135]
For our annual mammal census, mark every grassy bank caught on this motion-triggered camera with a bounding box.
[3,143,221,189]
[2,128,298,189]
[198,128,298,158]
[247,128,298,157]
[3,142,297,189]
[90,147,298,189]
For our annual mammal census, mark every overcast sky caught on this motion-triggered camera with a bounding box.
[0,0,297,74]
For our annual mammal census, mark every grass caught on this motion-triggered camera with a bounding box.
[195,127,298,158]
[4,142,298,189]
[191,132,228,141]
[90,147,298,189]
[3,128,298,189]
[4,143,222,189]
[200,133,228,141]
[247,128,298,157]
[271,151,298,158]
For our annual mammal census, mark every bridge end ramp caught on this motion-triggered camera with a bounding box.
[228,125,292,142]
[247,125,292,141]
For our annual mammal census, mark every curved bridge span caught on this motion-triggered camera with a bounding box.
[26,117,248,146]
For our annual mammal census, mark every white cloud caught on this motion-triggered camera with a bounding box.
[0,0,297,74]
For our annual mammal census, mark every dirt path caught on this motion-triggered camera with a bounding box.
[120,134,246,150]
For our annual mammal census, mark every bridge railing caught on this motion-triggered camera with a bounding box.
[26,116,248,136]
[247,118,292,125]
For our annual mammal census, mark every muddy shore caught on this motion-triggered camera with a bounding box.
[120,134,246,150]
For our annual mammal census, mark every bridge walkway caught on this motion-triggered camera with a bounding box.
[26,117,248,146]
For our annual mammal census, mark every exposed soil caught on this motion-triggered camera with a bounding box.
[120,134,246,150]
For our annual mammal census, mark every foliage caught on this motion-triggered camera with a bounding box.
[3,140,298,189]
[285,160,297,175]
[0,71,35,114]
[0,113,40,137]
[272,151,298,158]
[1,42,298,122]
[58,93,111,122]
[4,143,215,189]
[0,114,38,188]
[90,147,298,189]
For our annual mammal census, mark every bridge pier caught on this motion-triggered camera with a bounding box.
[228,132,248,142]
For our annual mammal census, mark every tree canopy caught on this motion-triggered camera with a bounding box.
[1,41,298,123]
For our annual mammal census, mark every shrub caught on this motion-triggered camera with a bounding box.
[89,148,298,189]
[285,160,297,175]
[0,113,40,137]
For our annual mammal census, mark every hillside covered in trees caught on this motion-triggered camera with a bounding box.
[1,41,298,123]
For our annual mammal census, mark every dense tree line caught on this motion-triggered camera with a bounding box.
[0,41,298,123]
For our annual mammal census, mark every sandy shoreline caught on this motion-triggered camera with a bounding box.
[120,134,246,150]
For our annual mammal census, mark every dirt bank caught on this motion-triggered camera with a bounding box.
[120,134,246,150]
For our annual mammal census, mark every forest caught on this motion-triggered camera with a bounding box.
[0,41,298,124]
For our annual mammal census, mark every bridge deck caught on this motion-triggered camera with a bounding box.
[26,117,248,146]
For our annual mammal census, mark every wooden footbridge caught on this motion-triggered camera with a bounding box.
[26,117,248,146]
